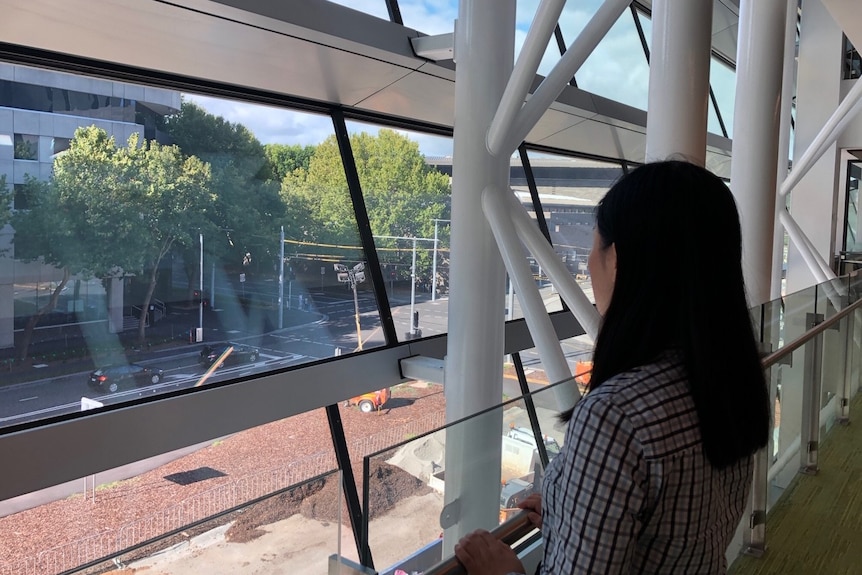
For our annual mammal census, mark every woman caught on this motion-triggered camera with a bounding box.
[454,160,770,574]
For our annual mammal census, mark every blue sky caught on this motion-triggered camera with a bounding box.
[185,0,736,157]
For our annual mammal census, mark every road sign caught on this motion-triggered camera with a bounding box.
[240,273,246,283]
[81,397,104,411]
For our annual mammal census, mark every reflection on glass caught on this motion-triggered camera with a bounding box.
[523,151,622,307]
[844,34,861,80]
[0,63,389,428]
[844,161,862,252]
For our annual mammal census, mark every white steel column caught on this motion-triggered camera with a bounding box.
[730,2,787,555]
[785,0,844,293]
[645,0,713,165]
[443,0,514,550]
[729,0,787,306]
[772,0,798,300]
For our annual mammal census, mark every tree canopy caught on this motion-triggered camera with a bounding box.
[281,129,451,250]
[14,126,213,346]
[162,100,287,278]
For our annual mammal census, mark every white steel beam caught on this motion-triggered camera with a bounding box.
[779,73,862,198]
[483,186,581,411]
[779,209,835,283]
[772,0,799,300]
[491,0,631,157]
[487,0,566,155]
[645,0,712,164]
[505,191,601,340]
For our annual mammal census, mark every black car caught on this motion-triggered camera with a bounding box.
[199,342,260,368]
[88,364,164,393]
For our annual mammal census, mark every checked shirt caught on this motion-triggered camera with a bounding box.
[538,351,752,574]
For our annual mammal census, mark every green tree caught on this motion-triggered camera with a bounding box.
[43,126,213,344]
[0,174,10,228]
[263,143,315,182]
[162,101,286,284]
[282,129,451,279]
[9,177,77,360]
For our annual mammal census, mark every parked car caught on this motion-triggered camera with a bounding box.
[199,342,260,368]
[88,364,164,393]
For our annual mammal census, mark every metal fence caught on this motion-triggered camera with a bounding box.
[0,410,445,575]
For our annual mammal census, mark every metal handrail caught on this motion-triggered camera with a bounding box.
[761,295,862,369]
[423,512,538,575]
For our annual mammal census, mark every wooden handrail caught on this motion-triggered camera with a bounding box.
[423,512,537,575]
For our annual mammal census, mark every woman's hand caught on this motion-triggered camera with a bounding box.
[454,529,526,575]
[517,493,543,530]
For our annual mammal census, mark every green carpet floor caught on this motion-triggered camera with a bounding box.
[730,394,862,575]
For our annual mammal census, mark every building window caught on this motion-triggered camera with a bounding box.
[13,183,31,210]
[52,137,71,156]
[844,35,861,80]
[14,134,38,160]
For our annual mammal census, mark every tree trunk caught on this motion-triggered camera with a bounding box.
[17,267,71,361]
[137,268,160,344]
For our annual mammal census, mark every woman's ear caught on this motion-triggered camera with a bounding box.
[608,242,617,276]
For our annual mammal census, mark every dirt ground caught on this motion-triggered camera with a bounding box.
[108,459,443,574]
[118,490,445,575]
[224,460,431,544]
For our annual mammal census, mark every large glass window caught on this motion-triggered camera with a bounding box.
[13,134,38,160]
[576,8,651,110]
[519,150,622,311]
[844,160,862,253]
[399,0,457,35]
[0,65,391,429]
[709,57,736,138]
[844,35,861,80]
[345,121,452,342]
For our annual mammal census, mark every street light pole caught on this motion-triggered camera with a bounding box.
[410,237,417,337]
[335,262,366,351]
[278,226,285,329]
[199,232,204,341]
[432,219,450,302]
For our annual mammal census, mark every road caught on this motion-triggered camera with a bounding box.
[0,283,594,426]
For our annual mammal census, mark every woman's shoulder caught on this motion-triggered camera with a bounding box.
[579,352,701,457]
[591,350,688,401]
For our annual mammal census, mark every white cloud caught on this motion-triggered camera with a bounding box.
[183,94,335,146]
[326,0,390,20]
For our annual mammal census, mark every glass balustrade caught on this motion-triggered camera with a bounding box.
[361,378,572,575]
[352,274,862,574]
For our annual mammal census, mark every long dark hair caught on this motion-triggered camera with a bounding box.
[563,160,769,469]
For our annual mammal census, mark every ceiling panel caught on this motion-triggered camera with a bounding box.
[0,0,417,107]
